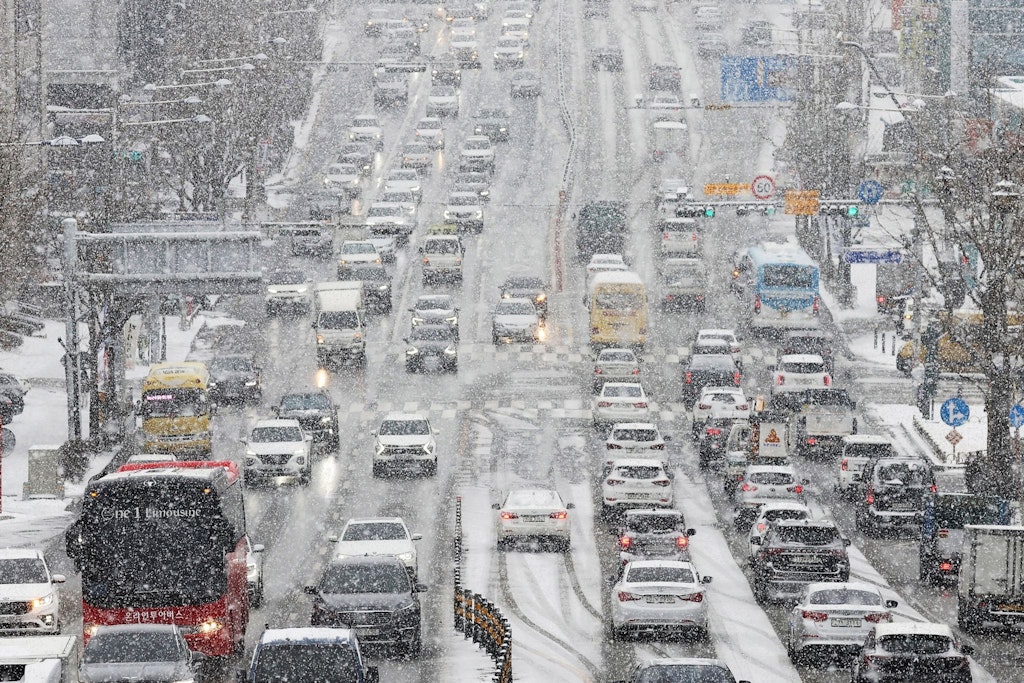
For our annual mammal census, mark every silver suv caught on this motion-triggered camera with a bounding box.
[372,413,437,477]
[0,548,65,634]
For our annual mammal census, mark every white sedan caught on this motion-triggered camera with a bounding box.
[337,240,381,267]
[383,168,422,200]
[606,422,667,455]
[331,517,422,578]
[747,501,812,558]
[348,114,384,150]
[414,116,445,149]
[773,353,832,395]
[491,298,541,344]
[593,382,651,428]
[592,347,642,391]
[691,386,750,431]
[323,163,361,197]
[734,464,808,529]
[601,458,673,515]
[492,489,574,551]
[787,582,898,661]
[696,328,742,365]
[610,560,711,640]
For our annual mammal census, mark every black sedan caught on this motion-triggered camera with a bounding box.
[337,142,375,176]
[208,354,262,406]
[499,276,548,318]
[682,354,741,404]
[404,324,458,373]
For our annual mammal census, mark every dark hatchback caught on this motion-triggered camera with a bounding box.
[305,555,427,655]
[682,354,741,404]
[473,108,511,142]
[338,264,393,314]
[404,324,459,373]
[499,276,548,317]
[273,391,340,450]
[208,354,262,406]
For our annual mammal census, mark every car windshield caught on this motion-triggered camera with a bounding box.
[368,205,403,217]
[449,195,478,205]
[809,588,882,606]
[320,563,410,594]
[845,443,893,458]
[426,239,460,254]
[280,393,331,411]
[603,385,642,398]
[251,426,302,443]
[416,296,454,311]
[345,267,387,281]
[495,301,536,316]
[776,525,839,545]
[319,311,360,329]
[877,462,931,486]
[418,119,441,130]
[389,171,417,182]
[878,634,954,655]
[404,143,429,154]
[598,350,635,363]
[764,509,808,523]
[749,471,794,486]
[411,327,454,342]
[379,419,430,435]
[496,38,521,48]
[353,117,378,127]
[611,428,658,442]
[690,355,734,370]
[267,271,306,285]
[707,392,740,403]
[342,522,407,541]
[252,643,360,683]
[210,357,254,373]
[0,558,48,584]
[431,86,456,97]
[343,243,376,254]
[626,566,695,584]
[628,514,682,533]
[694,343,731,355]
[504,277,544,289]
[614,465,662,480]
[465,138,490,150]
[381,192,413,203]
[84,631,180,663]
[636,665,734,683]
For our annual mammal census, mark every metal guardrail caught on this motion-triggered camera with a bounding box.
[453,496,512,683]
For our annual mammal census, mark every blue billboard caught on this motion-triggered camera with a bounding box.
[720,56,802,103]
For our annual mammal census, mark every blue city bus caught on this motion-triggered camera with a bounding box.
[731,242,821,330]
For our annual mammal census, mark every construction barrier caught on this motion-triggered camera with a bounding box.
[453,496,512,683]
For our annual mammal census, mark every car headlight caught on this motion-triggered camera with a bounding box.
[397,551,414,562]
[411,316,425,325]
[500,126,508,132]
[320,416,332,424]
[473,210,482,218]
[316,334,325,344]
[245,449,256,457]
[349,133,356,141]
[378,285,389,291]
[536,293,546,302]
[407,347,420,355]
[445,316,458,325]
[30,593,54,610]
[375,442,386,455]
[443,210,452,219]
[423,443,434,455]
[295,285,308,294]
[245,380,257,387]
[444,345,457,355]
[208,381,218,389]
[294,448,306,456]
[480,189,489,197]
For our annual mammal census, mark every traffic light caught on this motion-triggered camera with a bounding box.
[736,204,778,217]
[675,204,717,218]
[819,203,861,217]
[704,206,716,218]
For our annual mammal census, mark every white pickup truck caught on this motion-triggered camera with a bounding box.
[788,388,857,456]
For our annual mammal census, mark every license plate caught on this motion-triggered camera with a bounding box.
[625,492,647,499]
[789,555,817,564]
[780,311,789,319]
[357,627,380,636]
[890,503,915,511]
[522,515,545,522]
[831,617,861,628]
[646,595,675,604]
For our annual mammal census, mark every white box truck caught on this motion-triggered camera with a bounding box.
[313,282,366,366]
[958,524,1024,632]
[0,635,79,683]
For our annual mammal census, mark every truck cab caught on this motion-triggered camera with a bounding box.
[313,282,367,366]
[0,635,80,683]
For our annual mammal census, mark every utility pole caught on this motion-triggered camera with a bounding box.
[62,218,82,443]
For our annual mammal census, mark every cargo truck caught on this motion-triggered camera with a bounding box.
[920,493,1009,585]
[313,282,366,366]
[958,524,1024,632]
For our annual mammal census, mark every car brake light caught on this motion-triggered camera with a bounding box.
[741,482,757,492]
[652,479,671,487]
[940,561,953,572]
[806,437,817,445]
[634,402,648,408]
[877,295,885,305]
[422,258,430,265]
[678,592,703,602]
[631,368,640,375]
[738,403,749,410]
[594,368,602,374]
[675,536,689,548]
[733,371,741,385]
[684,372,693,383]
[776,374,784,385]
[812,295,820,314]
[823,375,831,386]
[651,443,665,450]
[500,512,518,520]
[731,346,740,354]
[606,478,624,486]
[549,511,567,519]
[607,443,623,449]
[930,483,937,493]
[698,403,711,410]
[691,233,698,241]
[754,294,761,314]
[866,488,875,505]
[618,591,641,602]
[756,522,767,533]
[801,610,829,622]
[706,428,722,436]
[789,484,804,494]
[619,535,632,549]
[864,612,891,623]
[840,458,849,471]
[663,232,670,240]
[938,529,949,539]
[597,401,612,407]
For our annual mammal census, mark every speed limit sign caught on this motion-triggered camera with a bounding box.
[751,174,776,200]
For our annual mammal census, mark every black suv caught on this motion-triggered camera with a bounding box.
[473,108,510,142]
[305,555,427,655]
[682,354,741,404]
[273,391,340,451]
[338,264,393,314]
[695,417,736,469]
[208,354,262,406]
[615,508,695,565]
[855,456,936,535]
[750,519,851,603]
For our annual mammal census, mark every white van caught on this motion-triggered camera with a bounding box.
[0,636,79,683]
[420,230,464,283]
[313,282,366,365]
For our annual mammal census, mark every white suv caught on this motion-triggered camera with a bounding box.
[372,413,438,477]
[0,549,65,634]
[243,419,313,486]
[772,353,831,394]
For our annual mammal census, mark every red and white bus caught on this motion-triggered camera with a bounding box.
[65,461,249,657]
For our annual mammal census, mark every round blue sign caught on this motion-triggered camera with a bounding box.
[857,179,885,205]
[1010,404,1024,428]
[940,397,970,427]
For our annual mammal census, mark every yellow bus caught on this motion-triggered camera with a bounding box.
[589,271,648,348]
[138,361,214,457]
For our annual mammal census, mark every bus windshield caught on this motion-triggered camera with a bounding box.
[761,264,816,289]
[139,388,208,418]
[595,292,642,311]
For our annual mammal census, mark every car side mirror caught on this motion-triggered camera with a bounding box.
[663,434,672,441]
[252,544,265,553]
[686,528,696,536]
[491,503,501,509]
[366,668,380,683]
[328,534,339,543]
[303,585,318,595]
[412,533,423,541]
[408,308,415,312]
[51,574,66,584]
[209,403,218,416]
[134,400,143,416]
[802,478,810,485]
[701,576,713,584]
[843,538,852,546]
[885,599,898,608]
[415,583,429,592]
[239,438,248,445]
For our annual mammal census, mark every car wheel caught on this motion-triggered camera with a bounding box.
[786,633,799,662]
[372,462,385,478]
[449,362,458,373]
[406,363,416,373]
[560,539,571,553]
[496,537,508,551]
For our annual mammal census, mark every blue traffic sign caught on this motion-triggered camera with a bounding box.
[858,180,885,204]
[844,249,904,264]
[940,397,970,427]
[1010,404,1024,428]
[720,56,800,103]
